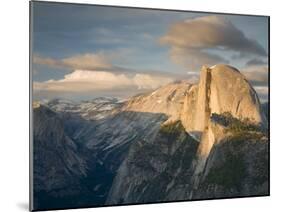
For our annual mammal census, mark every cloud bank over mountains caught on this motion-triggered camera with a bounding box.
[33,69,174,99]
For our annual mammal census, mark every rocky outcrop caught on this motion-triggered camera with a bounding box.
[181,64,266,135]
[106,64,268,204]
[180,64,267,191]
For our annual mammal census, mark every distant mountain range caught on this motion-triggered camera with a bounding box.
[32,64,269,210]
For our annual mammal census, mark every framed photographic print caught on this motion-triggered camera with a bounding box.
[30,1,269,211]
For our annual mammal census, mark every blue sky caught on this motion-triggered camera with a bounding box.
[31,1,269,101]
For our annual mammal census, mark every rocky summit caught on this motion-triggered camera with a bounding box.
[32,64,269,210]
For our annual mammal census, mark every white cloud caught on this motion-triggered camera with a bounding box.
[33,70,173,94]
[133,73,172,89]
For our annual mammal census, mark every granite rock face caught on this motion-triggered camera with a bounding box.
[181,64,266,135]
[123,81,192,123]
[179,65,267,191]
[106,64,268,204]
